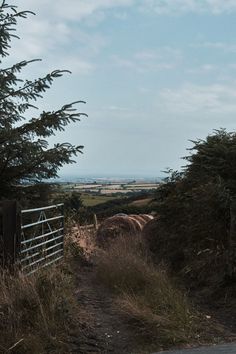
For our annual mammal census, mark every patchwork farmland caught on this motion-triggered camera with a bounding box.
[62,180,160,195]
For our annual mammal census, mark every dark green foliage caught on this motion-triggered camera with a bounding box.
[80,192,155,223]
[0,2,87,198]
[150,129,236,289]
[55,191,83,213]
[184,129,236,195]
[64,191,83,211]
[16,183,55,208]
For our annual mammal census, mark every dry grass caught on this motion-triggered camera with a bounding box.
[95,235,217,350]
[0,234,88,354]
[0,227,226,353]
[96,235,150,292]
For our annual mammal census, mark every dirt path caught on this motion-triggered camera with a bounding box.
[68,228,236,354]
[74,265,136,354]
[153,343,236,354]
[71,263,236,354]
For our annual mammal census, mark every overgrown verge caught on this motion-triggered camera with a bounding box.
[95,235,228,352]
[146,130,236,296]
[0,235,89,354]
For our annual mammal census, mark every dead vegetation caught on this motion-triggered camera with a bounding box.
[0,233,94,354]
[95,234,228,351]
[0,222,233,354]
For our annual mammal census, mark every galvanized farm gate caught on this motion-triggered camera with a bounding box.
[0,201,64,274]
[20,204,64,274]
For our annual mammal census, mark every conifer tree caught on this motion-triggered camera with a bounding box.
[0,1,87,197]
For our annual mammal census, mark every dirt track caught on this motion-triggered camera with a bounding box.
[71,227,236,354]
[75,266,136,353]
[154,343,236,354]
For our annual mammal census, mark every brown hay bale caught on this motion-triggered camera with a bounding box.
[96,216,137,246]
[129,214,153,227]
[141,214,154,223]
[129,215,146,231]
[96,214,153,247]
[135,214,154,225]
[133,214,148,224]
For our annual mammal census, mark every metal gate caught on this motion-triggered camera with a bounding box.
[20,204,64,275]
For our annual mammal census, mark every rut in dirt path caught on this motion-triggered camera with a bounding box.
[75,265,136,354]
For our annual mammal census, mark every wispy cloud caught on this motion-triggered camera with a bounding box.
[186,64,217,75]
[141,0,236,15]
[199,42,236,53]
[156,84,236,115]
[113,47,182,72]
[8,18,71,59]
[6,6,107,75]
[107,105,129,111]
[53,57,95,75]
[17,0,134,21]
[16,0,236,26]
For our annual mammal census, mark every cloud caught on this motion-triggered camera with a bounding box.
[16,0,236,25]
[113,47,182,72]
[200,42,236,53]
[156,84,236,115]
[107,105,129,111]
[52,58,95,75]
[5,9,106,76]
[141,0,236,15]
[186,64,217,75]
[15,0,134,21]
[8,18,71,59]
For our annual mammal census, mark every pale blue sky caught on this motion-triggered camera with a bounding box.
[10,1,236,177]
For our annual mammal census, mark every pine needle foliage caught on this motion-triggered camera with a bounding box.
[0,1,87,197]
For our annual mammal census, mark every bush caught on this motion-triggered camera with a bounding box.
[148,130,236,290]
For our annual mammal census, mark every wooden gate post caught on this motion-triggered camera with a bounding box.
[93,213,98,231]
[227,198,236,278]
[0,200,21,268]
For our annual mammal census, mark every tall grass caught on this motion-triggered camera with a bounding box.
[95,235,212,350]
[0,266,79,353]
[0,233,87,354]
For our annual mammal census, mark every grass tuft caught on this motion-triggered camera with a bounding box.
[95,235,212,350]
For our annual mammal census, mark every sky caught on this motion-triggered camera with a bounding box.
[8,0,236,178]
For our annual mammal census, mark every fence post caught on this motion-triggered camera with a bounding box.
[93,213,98,230]
[227,198,236,278]
[0,200,21,268]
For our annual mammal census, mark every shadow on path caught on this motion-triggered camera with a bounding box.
[154,343,236,354]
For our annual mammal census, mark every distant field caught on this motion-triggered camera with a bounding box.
[62,182,159,195]
[81,193,118,206]
[129,197,153,206]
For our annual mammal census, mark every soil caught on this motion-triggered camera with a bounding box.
[67,228,138,353]
[74,266,137,354]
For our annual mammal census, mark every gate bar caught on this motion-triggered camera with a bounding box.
[22,204,63,214]
[21,242,64,262]
[21,227,64,245]
[21,234,63,254]
[22,249,63,270]
[26,255,63,275]
[22,215,64,230]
